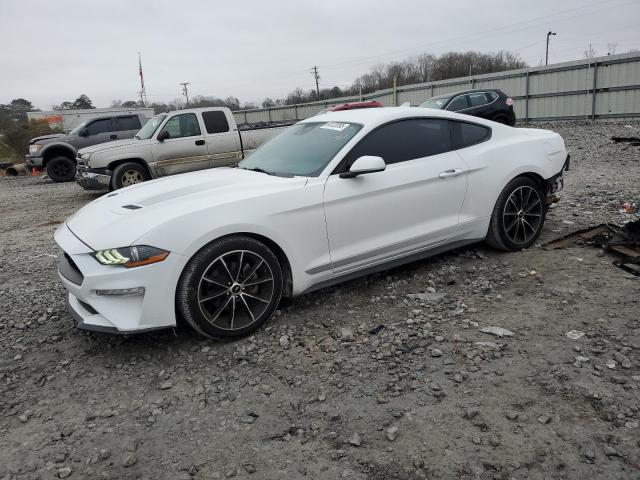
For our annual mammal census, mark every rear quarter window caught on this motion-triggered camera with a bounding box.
[202,111,230,134]
[452,121,491,149]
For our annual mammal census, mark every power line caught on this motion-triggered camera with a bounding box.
[317,0,626,72]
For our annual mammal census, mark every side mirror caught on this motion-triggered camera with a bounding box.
[157,130,170,142]
[339,156,386,179]
[79,128,89,137]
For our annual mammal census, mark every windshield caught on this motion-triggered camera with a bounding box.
[70,122,87,135]
[238,121,363,177]
[419,97,449,109]
[136,114,166,139]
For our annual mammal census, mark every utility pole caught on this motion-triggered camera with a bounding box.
[311,66,320,100]
[180,82,191,108]
[545,31,556,66]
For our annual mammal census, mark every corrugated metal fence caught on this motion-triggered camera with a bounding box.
[233,52,640,125]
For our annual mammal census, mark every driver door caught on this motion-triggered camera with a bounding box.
[151,112,209,176]
[77,118,114,149]
[322,118,468,274]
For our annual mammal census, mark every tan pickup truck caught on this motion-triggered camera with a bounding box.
[76,107,290,190]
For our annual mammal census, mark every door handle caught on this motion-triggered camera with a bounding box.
[110,134,117,140]
[195,139,205,146]
[439,168,464,179]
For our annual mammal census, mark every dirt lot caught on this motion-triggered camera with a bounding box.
[0,121,639,480]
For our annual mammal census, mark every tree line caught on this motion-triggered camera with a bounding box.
[143,50,528,112]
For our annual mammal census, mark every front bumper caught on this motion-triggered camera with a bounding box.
[77,170,111,190]
[54,223,188,334]
[76,158,111,190]
[25,154,44,169]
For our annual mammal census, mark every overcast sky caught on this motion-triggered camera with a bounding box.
[1,0,639,110]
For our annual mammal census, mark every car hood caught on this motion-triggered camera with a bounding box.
[79,138,148,156]
[30,134,68,144]
[66,167,306,251]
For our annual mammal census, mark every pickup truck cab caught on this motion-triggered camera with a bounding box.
[77,107,290,191]
[26,113,149,182]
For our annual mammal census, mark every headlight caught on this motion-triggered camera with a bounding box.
[29,144,43,155]
[92,246,169,268]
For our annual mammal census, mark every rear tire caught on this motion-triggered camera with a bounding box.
[177,236,283,339]
[111,162,150,190]
[46,156,76,182]
[486,177,546,251]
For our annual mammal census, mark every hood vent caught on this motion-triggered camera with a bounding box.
[122,204,143,210]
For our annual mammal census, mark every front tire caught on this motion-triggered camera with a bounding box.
[177,236,283,339]
[486,177,546,251]
[46,156,76,182]
[111,162,150,190]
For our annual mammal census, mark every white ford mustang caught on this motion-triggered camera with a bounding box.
[55,107,568,338]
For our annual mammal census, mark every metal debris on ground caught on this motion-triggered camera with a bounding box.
[566,330,585,340]
[479,326,515,338]
[542,219,640,276]
[621,202,638,214]
[611,136,640,146]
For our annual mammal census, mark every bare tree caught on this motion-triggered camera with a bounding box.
[584,45,597,59]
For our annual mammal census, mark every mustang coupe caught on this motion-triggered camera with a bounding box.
[55,108,568,338]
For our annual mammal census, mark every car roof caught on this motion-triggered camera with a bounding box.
[305,106,496,127]
[329,101,382,111]
[429,88,503,100]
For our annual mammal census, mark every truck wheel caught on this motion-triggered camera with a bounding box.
[111,162,150,190]
[46,156,76,182]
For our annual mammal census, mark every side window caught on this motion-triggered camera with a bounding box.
[159,113,201,139]
[116,116,141,131]
[344,119,451,167]
[446,95,469,111]
[87,118,113,135]
[468,92,489,108]
[486,91,498,102]
[452,121,491,149]
[202,111,230,134]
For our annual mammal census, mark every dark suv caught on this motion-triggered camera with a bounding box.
[25,113,148,182]
[419,89,516,126]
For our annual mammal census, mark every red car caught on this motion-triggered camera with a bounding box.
[317,101,383,115]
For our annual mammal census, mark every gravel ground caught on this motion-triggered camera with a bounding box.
[0,121,639,480]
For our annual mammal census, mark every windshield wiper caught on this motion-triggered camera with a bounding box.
[239,166,294,178]
[242,167,273,175]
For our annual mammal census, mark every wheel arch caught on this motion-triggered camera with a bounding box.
[42,145,76,165]
[514,172,547,195]
[185,232,294,298]
[108,158,152,177]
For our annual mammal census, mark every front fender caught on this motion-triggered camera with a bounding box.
[88,150,151,170]
[41,142,77,158]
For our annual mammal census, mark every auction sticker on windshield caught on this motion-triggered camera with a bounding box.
[320,122,351,131]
